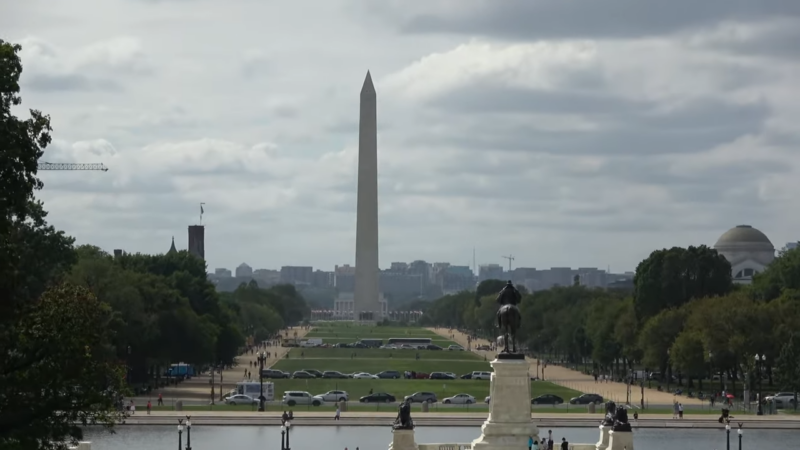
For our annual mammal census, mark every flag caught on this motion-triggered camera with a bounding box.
[201,204,204,214]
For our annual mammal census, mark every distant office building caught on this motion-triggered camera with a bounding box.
[280,266,313,285]
[253,269,280,285]
[236,263,253,278]
[214,268,232,278]
[335,264,356,292]
[311,270,334,288]
[478,264,504,282]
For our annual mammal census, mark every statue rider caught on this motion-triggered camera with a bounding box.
[496,280,522,306]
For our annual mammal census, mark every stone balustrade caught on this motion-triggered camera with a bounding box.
[418,443,472,450]
[68,443,92,450]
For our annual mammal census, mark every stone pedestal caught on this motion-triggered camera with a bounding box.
[607,431,633,450]
[595,426,610,450]
[389,429,418,450]
[472,358,539,450]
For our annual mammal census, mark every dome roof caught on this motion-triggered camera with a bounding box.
[715,225,773,248]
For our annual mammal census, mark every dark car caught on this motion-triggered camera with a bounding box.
[301,369,323,378]
[377,370,401,379]
[531,394,564,405]
[569,394,604,405]
[460,373,472,379]
[292,371,315,379]
[426,344,443,350]
[261,369,289,379]
[322,371,349,379]
[360,393,397,403]
[429,372,456,380]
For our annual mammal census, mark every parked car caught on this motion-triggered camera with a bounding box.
[460,373,473,379]
[429,372,456,380]
[314,390,349,402]
[283,391,322,407]
[292,371,315,379]
[448,345,465,351]
[377,370,401,379]
[353,372,378,379]
[471,371,492,380]
[261,369,289,379]
[225,394,257,405]
[765,392,797,408]
[360,393,396,403]
[300,369,323,378]
[322,371,349,379]
[405,392,437,403]
[569,394,604,405]
[443,393,476,404]
[413,372,430,379]
[476,345,491,351]
[532,394,564,405]
[426,344,443,350]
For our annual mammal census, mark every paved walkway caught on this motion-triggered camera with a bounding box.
[428,328,704,406]
[140,326,309,403]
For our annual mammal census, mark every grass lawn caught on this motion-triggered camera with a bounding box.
[272,358,491,374]
[286,348,482,361]
[259,378,578,403]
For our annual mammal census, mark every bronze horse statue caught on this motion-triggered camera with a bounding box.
[496,281,522,354]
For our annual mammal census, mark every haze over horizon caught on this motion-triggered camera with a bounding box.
[4,0,799,273]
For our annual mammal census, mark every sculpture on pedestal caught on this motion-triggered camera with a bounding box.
[602,401,617,426]
[393,399,414,430]
[612,405,632,432]
[495,281,522,357]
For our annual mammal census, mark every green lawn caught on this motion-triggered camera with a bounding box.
[258,378,577,403]
[286,348,482,361]
[272,358,491,374]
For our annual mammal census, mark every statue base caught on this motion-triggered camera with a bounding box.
[596,426,610,450]
[389,429,418,450]
[497,352,525,360]
[607,431,633,450]
[472,358,538,450]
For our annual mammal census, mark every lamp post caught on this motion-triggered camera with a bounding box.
[755,354,766,415]
[177,419,183,450]
[126,345,132,384]
[281,425,286,450]
[666,349,671,393]
[737,423,743,450]
[285,421,291,450]
[725,423,730,450]
[185,416,192,450]
[257,351,267,412]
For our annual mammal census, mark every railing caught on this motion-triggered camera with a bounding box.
[418,443,472,450]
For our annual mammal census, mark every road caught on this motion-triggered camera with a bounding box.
[428,327,705,407]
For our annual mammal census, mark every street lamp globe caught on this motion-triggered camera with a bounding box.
[726,424,730,431]
[177,424,183,432]
[738,428,742,435]
[281,425,286,433]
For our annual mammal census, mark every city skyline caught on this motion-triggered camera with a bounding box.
[7,1,800,274]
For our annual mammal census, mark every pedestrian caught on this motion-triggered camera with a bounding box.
[678,403,684,419]
[560,437,568,450]
[129,400,136,415]
[335,405,341,420]
[157,393,163,406]
[532,437,539,450]
[673,401,679,419]
[528,435,534,450]
[146,400,151,415]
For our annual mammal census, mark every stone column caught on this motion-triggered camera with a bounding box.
[389,429,418,450]
[596,426,610,450]
[472,357,539,450]
[607,430,633,450]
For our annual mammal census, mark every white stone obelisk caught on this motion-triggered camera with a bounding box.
[353,71,380,322]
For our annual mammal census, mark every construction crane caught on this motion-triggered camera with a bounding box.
[38,162,109,172]
[501,254,515,271]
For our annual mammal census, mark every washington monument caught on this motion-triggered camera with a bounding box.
[353,71,381,322]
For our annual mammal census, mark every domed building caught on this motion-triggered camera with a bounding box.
[713,225,775,284]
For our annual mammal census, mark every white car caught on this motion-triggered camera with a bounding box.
[472,371,492,380]
[225,394,257,405]
[283,391,322,406]
[448,345,465,351]
[443,393,476,404]
[352,372,378,379]
[314,390,349,402]
[765,392,797,408]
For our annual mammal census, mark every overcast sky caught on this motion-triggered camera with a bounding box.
[4,0,799,273]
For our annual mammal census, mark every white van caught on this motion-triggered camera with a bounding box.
[471,371,492,380]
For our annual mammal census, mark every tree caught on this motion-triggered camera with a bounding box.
[751,246,800,301]
[0,285,128,449]
[634,246,732,322]
[775,333,800,411]
[669,331,707,389]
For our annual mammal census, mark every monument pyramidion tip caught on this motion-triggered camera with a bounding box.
[361,70,375,96]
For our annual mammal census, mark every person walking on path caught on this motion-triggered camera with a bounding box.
[146,400,151,415]
[157,393,163,406]
[335,405,341,421]
[678,403,684,419]
[673,401,679,419]
[560,437,569,450]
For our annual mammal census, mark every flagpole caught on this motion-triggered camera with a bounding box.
[200,203,206,225]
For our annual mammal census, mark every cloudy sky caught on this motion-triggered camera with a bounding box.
[4,0,800,273]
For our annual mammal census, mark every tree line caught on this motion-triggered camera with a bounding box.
[0,39,308,449]
[421,245,800,404]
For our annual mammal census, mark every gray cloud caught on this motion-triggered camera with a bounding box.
[23,73,122,92]
[390,0,800,40]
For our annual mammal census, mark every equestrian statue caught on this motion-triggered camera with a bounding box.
[496,280,522,356]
